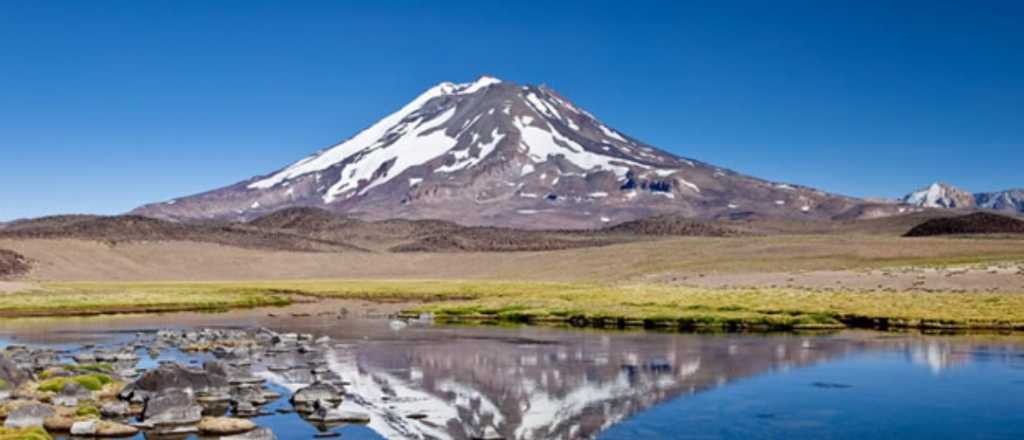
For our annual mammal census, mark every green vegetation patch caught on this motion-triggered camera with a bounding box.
[0,282,293,317]
[17,279,1024,331]
[75,404,101,418]
[0,427,52,440]
[37,373,114,392]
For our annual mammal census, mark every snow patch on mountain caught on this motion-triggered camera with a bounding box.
[249,81,460,190]
[323,106,459,202]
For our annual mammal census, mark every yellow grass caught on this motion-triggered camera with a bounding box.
[0,282,291,316]
[14,279,1024,330]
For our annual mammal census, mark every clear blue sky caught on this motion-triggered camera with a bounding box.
[2,1,1021,221]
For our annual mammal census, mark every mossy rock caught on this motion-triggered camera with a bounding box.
[75,404,101,418]
[37,374,115,393]
[0,427,52,440]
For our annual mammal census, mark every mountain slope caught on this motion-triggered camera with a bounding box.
[133,76,864,229]
[975,189,1024,213]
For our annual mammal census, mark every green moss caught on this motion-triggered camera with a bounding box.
[0,427,52,440]
[65,363,114,374]
[37,373,114,393]
[75,404,101,418]
[0,379,7,390]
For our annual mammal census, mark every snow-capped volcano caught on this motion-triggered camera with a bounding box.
[133,76,863,228]
[901,182,976,209]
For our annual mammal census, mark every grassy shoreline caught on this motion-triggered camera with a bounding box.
[3,280,1024,331]
[0,283,293,317]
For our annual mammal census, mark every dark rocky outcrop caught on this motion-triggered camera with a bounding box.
[904,212,1024,237]
[605,215,742,237]
[0,215,365,253]
[0,249,30,278]
[121,362,230,404]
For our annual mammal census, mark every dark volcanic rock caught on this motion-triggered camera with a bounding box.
[904,212,1024,237]
[122,362,230,404]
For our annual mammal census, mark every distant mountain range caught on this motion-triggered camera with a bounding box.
[901,182,1024,213]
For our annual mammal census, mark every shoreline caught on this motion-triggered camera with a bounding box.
[1,280,1023,333]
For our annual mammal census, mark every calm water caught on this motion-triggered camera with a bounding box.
[2,301,1022,439]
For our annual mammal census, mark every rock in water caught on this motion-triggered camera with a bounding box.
[290,381,343,411]
[124,362,229,396]
[142,389,203,426]
[94,420,140,436]
[197,416,257,435]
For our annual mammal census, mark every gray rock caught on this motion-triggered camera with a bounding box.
[101,401,130,418]
[221,427,278,440]
[0,353,31,388]
[70,419,98,435]
[143,389,203,426]
[3,403,55,428]
[290,382,343,410]
[123,362,229,402]
[233,401,259,417]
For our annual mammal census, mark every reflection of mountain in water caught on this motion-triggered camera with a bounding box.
[267,331,873,440]
[907,341,973,374]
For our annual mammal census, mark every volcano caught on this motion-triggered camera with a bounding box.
[133,76,865,228]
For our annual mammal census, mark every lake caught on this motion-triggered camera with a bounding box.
[1,301,1022,439]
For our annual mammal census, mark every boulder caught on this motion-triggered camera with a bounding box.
[122,362,228,402]
[290,382,343,410]
[100,401,130,418]
[70,419,98,435]
[94,420,140,437]
[142,389,203,426]
[0,353,31,388]
[221,426,278,440]
[197,416,257,435]
[232,385,269,406]
[3,403,55,428]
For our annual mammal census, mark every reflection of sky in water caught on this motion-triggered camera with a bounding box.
[3,309,1023,439]
[600,348,1024,439]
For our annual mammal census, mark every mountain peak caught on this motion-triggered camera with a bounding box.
[132,77,864,228]
[902,182,974,208]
